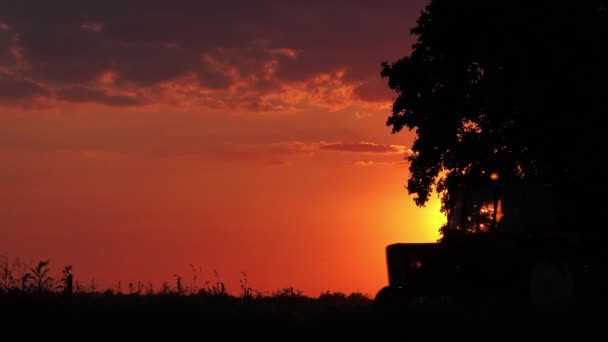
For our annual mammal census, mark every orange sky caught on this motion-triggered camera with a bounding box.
[0,0,443,296]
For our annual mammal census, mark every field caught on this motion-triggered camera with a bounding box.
[3,288,606,341]
[1,259,604,341]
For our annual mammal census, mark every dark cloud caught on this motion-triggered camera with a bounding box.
[197,57,234,90]
[0,0,426,106]
[18,24,115,84]
[320,142,405,154]
[0,72,48,100]
[0,24,17,67]
[114,43,199,86]
[57,86,145,106]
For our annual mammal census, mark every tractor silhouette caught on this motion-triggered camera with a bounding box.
[375,174,608,309]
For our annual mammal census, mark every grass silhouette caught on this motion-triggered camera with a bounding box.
[0,255,603,341]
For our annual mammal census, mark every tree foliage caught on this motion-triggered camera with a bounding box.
[382,0,608,233]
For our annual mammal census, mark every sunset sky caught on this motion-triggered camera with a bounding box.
[0,0,445,296]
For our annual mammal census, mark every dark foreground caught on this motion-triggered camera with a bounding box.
[2,293,606,341]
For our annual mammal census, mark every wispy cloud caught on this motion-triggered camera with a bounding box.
[0,72,48,100]
[212,141,317,166]
[214,140,408,166]
[354,160,407,167]
[319,141,407,154]
[57,86,145,107]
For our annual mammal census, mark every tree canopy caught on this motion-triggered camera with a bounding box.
[382,0,608,234]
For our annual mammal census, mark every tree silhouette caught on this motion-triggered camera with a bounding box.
[382,0,608,235]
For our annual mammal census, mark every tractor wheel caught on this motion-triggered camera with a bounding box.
[528,258,574,309]
[375,286,406,305]
[374,285,423,313]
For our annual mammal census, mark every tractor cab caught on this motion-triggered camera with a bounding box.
[444,181,559,236]
[375,179,582,308]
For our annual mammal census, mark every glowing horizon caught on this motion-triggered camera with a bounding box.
[0,0,440,297]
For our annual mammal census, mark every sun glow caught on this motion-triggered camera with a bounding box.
[384,195,444,243]
[424,198,446,241]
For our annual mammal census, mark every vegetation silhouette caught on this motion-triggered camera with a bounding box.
[0,256,602,341]
[381,0,608,237]
[374,0,608,322]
